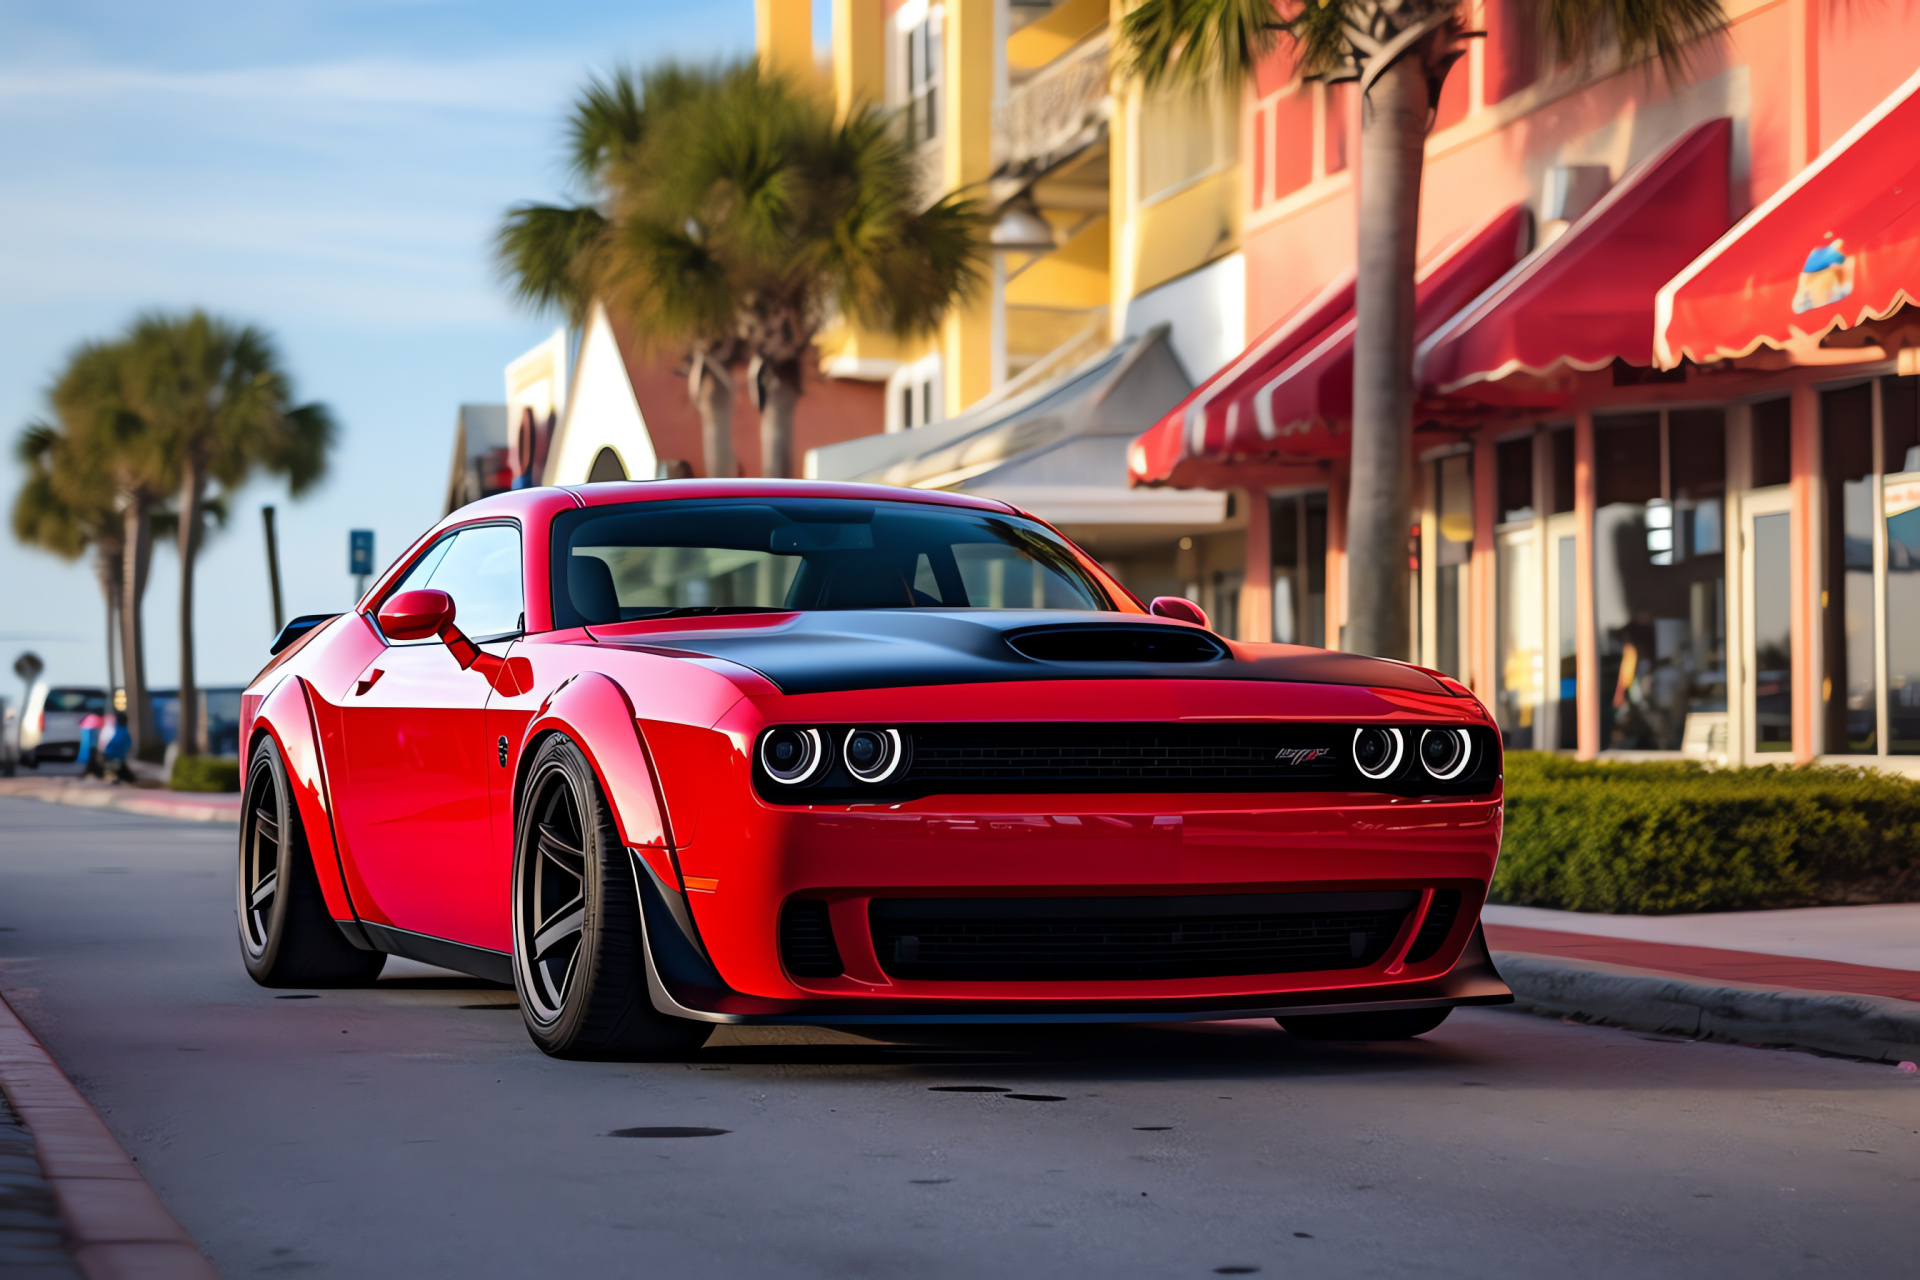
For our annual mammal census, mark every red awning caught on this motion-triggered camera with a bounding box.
[1420,117,1731,405]
[1127,268,1354,490]
[1657,68,1920,368]
[1128,205,1526,488]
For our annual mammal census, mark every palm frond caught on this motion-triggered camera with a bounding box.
[1119,0,1288,92]
[1543,0,1726,80]
[493,203,610,325]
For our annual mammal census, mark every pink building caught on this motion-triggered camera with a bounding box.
[1133,5,1920,771]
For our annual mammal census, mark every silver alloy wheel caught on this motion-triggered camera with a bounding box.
[516,762,589,1024]
[239,753,283,959]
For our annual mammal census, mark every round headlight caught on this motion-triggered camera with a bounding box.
[842,728,907,784]
[1418,728,1473,780]
[760,727,828,785]
[1352,727,1405,781]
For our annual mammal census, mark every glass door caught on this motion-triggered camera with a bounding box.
[1742,486,1796,755]
[1543,513,1580,750]
[1495,526,1543,748]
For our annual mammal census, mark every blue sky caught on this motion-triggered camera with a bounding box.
[0,0,769,693]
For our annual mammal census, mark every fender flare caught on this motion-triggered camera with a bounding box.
[512,672,715,971]
[249,674,361,930]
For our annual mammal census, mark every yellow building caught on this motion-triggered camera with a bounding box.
[764,0,1259,631]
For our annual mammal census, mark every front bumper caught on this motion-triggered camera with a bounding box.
[634,848,1511,1024]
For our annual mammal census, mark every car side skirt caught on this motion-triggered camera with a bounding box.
[628,849,1513,1026]
[358,921,513,986]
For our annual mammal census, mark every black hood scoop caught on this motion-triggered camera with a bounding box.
[591,609,1451,698]
[1005,624,1225,664]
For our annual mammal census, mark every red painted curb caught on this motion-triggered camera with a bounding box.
[0,991,219,1280]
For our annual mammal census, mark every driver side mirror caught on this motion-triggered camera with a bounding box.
[1149,596,1210,629]
[377,589,456,642]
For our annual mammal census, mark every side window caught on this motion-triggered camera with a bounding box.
[390,536,454,596]
[425,525,524,640]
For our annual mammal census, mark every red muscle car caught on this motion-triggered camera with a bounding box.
[238,481,1510,1057]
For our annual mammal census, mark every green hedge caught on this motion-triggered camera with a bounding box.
[1494,753,1920,913]
[171,755,240,793]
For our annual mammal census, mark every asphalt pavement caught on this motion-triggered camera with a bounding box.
[1,795,1916,1279]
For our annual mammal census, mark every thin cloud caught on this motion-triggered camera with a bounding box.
[0,55,580,112]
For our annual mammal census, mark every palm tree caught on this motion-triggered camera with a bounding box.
[121,312,333,759]
[498,63,985,479]
[13,421,124,712]
[1121,0,1723,659]
[498,64,745,479]
[14,339,169,760]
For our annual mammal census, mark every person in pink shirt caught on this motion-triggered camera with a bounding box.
[77,711,103,778]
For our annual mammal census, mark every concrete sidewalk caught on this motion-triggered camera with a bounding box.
[0,778,240,824]
[1484,903,1920,1063]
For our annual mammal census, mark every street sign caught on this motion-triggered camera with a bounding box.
[349,529,375,577]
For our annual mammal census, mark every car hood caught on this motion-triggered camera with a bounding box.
[588,610,1453,698]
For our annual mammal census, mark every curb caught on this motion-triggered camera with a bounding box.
[0,991,219,1279]
[0,781,239,825]
[1495,950,1920,1063]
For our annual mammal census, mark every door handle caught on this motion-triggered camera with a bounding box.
[356,668,385,697]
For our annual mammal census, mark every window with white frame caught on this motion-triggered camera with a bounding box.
[898,4,941,147]
[887,355,943,433]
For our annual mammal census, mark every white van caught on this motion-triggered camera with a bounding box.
[19,685,108,767]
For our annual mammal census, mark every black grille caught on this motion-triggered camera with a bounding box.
[779,900,844,978]
[1006,625,1226,664]
[869,892,1416,982]
[1402,890,1461,964]
[907,725,1346,786]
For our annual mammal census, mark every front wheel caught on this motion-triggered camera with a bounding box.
[512,735,711,1059]
[1278,1008,1452,1041]
[238,736,386,987]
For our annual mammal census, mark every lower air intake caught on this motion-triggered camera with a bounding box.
[1402,890,1462,964]
[779,899,844,978]
[869,891,1417,982]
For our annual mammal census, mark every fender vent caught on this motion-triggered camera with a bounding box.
[1402,890,1462,964]
[779,899,843,978]
[1006,625,1226,664]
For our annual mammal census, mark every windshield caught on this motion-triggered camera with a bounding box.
[550,498,1111,628]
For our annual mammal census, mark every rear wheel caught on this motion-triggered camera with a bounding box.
[512,735,711,1059]
[1278,1008,1452,1041]
[238,736,386,987]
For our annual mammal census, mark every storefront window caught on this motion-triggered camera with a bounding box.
[1434,455,1473,680]
[1497,530,1541,748]
[1556,534,1578,748]
[1752,511,1794,751]
[1822,384,1877,752]
[1594,410,1727,750]
[1269,492,1327,648]
[1882,376,1920,752]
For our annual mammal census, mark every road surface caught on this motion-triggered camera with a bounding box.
[1,796,1915,1278]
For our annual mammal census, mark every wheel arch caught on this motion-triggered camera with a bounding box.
[515,671,677,888]
[247,674,358,925]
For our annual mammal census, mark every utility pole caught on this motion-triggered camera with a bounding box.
[261,505,285,634]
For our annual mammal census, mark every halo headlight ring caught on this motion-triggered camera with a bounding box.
[1418,727,1474,781]
[842,728,908,784]
[1352,727,1405,781]
[760,727,829,785]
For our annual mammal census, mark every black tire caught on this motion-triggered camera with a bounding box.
[239,736,386,987]
[512,736,711,1059]
[1278,1007,1452,1041]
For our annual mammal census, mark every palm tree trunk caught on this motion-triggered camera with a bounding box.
[121,490,161,763]
[757,356,803,480]
[93,539,122,700]
[691,347,736,480]
[1344,55,1428,662]
[176,457,207,757]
